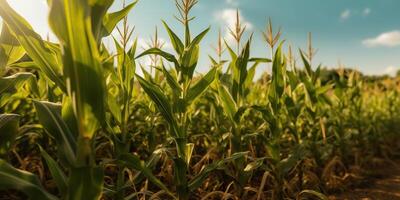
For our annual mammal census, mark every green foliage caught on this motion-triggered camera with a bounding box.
[0,159,57,200]
[0,0,399,200]
[0,114,19,157]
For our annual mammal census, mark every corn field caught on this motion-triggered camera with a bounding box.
[0,0,399,199]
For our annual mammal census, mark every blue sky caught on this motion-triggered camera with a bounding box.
[3,0,400,77]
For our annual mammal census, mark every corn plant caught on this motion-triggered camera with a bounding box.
[135,1,213,197]
[0,0,399,199]
[0,0,136,199]
[209,11,272,190]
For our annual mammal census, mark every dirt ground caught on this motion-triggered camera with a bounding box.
[329,160,400,200]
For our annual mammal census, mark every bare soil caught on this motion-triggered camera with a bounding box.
[329,160,400,200]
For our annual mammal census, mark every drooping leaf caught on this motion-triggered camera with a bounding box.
[249,57,271,63]
[0,159,58,200]
[33,101,77,166]
[136,48,178,66]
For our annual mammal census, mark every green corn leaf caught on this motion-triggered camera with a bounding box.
[185,143,195,166]
[33,101,77,166]
[67,167,104,200]
[0,1,66,91]
[48,0,107,138]
[118,153,173,197]
[163,21,184,55]
[186,67,217,103]
[224,40,238,60]
[218,85,237,122]
[136,74,180,137]
[38,145,68,197]
[300,50,313,77]
[0,159,58,200]
[61,97,79,140]
[89,0,113,41]
[314,64,322,83]
[136,48,178,66]
[287,70,300,90]
[131,148,165,184]
[140,65,154,82]
[128,38,138,59]
[188,162,219,192]
[244,63,257,91]
[0,72,36,94]
[233,106,249,124]
[188,27,210,48]
[181,44,199,79]
[101,1,137,38]
[0,114,19,157]
[249,57,271,63]
[0,22,25,71]
[114,37,136,97]
[162,64,182,96]
[208,56,218,66]
[188,152,247,191]
[232,38,251,100]
[270,42,286,102]
[107,94,122,124]
[7,61,40,70]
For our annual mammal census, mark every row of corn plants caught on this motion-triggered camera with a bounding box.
[1,0,400,199]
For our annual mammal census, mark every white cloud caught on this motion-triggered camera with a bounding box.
[214,9,253,45]
[384,66,398,76]
[363,31,400,47]
[340,9,351,20]
[363,8,371,16]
